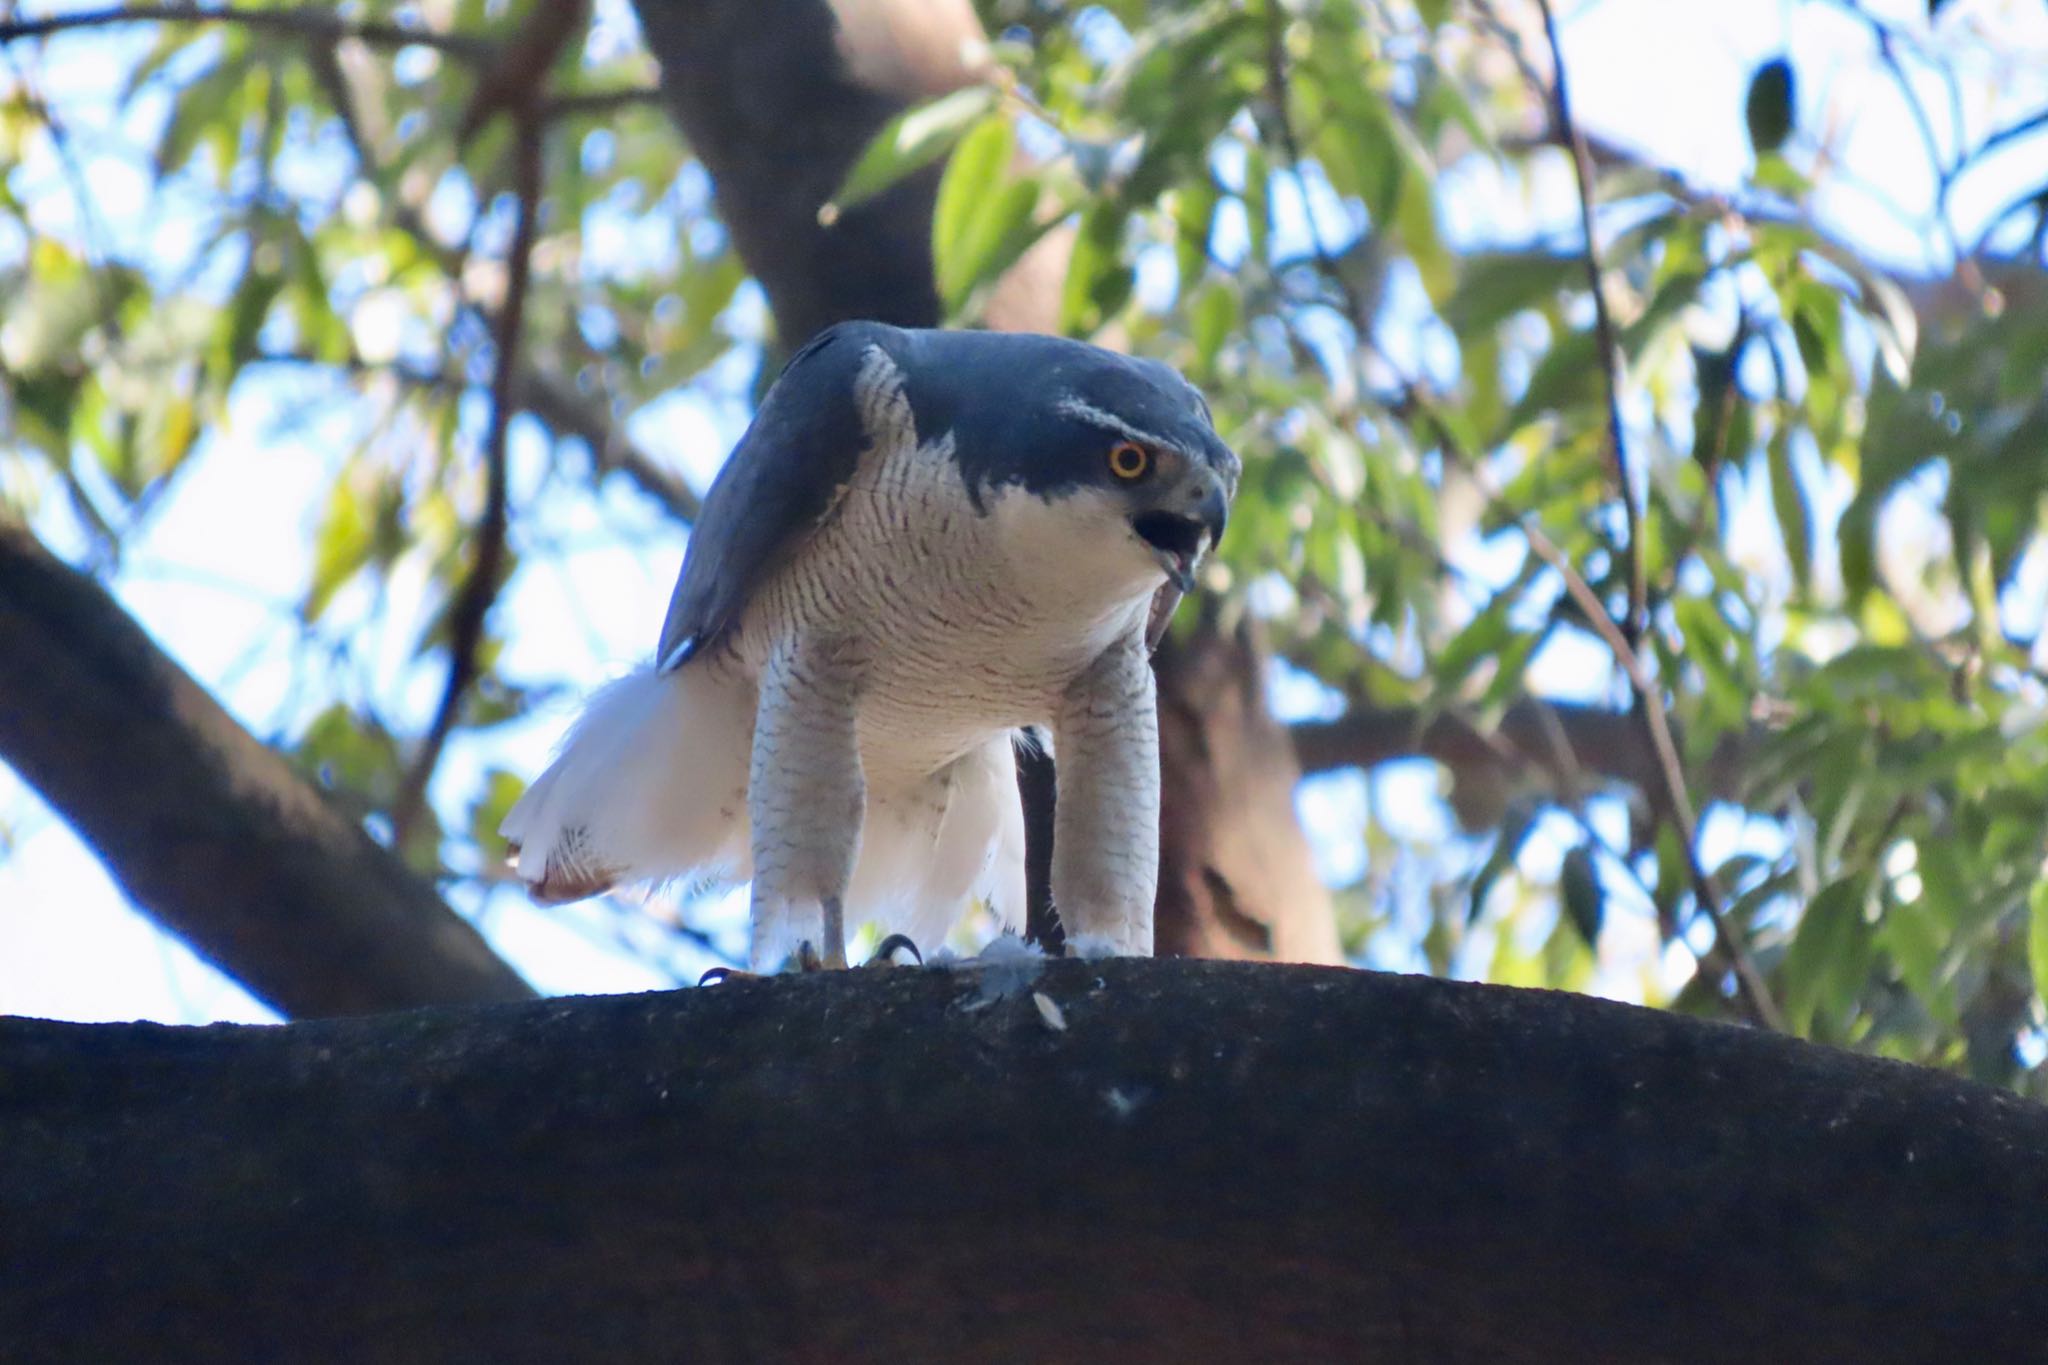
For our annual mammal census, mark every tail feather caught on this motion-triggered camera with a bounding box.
[505,668,1027,964]
[500,664,756,902]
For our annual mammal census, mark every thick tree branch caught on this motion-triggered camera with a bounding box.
[1292,696,1672,790]
[630,0,986,346]
[4,960,2043,1362]
[0,522,535,1017]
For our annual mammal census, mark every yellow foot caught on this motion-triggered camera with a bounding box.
[698,937,850,983]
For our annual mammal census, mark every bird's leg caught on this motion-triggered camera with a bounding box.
[748,637,866,970]
[1049,633,1160,956]
[791,914,844,972]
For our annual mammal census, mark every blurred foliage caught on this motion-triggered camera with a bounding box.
[2,0,2047,1087]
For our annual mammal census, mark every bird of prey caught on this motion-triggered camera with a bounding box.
[501,322,1237,970]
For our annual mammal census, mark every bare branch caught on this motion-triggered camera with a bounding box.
[1292,697,1663,791]
[542,85,664,124]
[392,116,543,843]
[307,49,706,529]
[1519,517,1784,1030]
[511,369,703,524]
[0,5,492,57]
[1534,0,1644,647]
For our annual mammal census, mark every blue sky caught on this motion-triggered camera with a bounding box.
[3,0,2047,1023]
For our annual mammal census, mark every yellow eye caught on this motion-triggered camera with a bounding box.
[1108,441,1151,481]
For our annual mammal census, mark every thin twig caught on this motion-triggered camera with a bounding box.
[1266,0,1775,1021]
[0,4,492,57]
[309,50,702,526]
[1534,0,1643,647]
[1518,518,1784,1029]
[543,86,663,123]
[1261,8,1391,376]
[1519,4,1781,1026]
[390,113,542,844]
[1976,108,2048,161]
[246,350,703,524]
[1866,19,1969,271]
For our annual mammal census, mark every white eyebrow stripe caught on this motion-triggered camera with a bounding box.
[1055,396,1190,458]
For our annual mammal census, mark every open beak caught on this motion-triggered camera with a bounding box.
[1131,474,1229,593]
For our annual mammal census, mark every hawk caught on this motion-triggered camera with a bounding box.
[501,323,1237,969]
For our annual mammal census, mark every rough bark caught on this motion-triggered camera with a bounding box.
[0,523,534,1017]
[630,0,986,346]
[1155,619,1341,961]
[633,0,1340,963]
[5,959,2044,1363]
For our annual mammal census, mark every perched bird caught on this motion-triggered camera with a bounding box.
[500,322,1237,970]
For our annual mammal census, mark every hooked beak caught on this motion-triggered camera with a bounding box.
[1131,471,1230,593]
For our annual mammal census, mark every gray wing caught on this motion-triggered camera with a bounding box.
[655,322,885,672]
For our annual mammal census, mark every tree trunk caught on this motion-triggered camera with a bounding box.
[5,960,2042,1363]
[1154,617,1341,961]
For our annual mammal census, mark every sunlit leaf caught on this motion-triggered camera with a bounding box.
[1784,878,1874,1035]
[826,85,997,219]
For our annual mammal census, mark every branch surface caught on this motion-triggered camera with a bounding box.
[3,960,2042,1363]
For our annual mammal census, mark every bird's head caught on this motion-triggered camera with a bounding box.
[889,329,1240,597]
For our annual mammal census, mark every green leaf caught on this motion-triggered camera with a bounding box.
[1751,152,1810,198]
[225,260,286,369]
[156,52,254,180]
[13,372,81,460]
[1880,887,1954,1024]
[1242,145,1270,265]
[936,176,1043,312]
[1783,877,1874,1035]
[931,116,1042,310]
[469,768,529,851]
[1060,201,1131,336]
[296,702,402,808]
[1745,58,1796,155]
[1672,596,1749,724]
[1501,325,1598,434]
[825,85,996,219]
[306,476,375,622]
[1561,845,1604,948]
[1767,425,1812,587]
[1433,595,1513,694]
[1173,178,1220,289]
[2028,882,2048,1005]
[1444,252,1575,338]
[1188,281,1237,372]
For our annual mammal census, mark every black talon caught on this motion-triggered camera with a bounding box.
[867,933,924,967]
[698,966,752,986]
[793,940,826,973]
